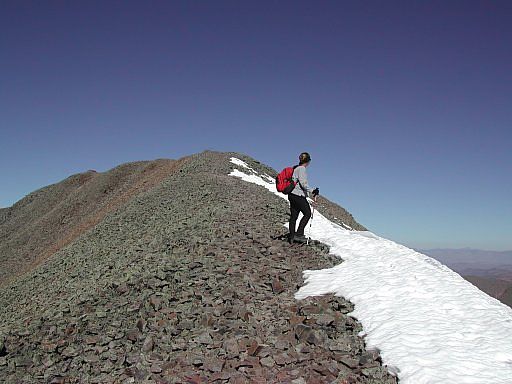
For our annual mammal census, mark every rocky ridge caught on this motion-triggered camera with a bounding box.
[0,158,180,287]
[0,151,396,383]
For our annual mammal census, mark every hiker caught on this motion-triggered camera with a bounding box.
[288,152,319,244]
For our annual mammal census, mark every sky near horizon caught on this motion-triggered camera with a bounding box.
[1,1,511,251]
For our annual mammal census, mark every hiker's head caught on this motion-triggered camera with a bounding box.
[299,152,311,166]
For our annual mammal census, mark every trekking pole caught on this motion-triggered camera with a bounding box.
[307,195,317,245]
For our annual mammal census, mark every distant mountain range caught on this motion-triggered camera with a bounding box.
[421,248,512,307]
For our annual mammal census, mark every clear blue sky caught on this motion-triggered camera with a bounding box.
[1,1,511,250]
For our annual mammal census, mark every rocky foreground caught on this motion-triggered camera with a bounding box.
[0,151,396,383]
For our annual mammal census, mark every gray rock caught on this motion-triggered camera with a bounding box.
[194,331,212,345]
[203,357,224,372]
[142,336,154,352]
[61,346,80,358]
[84,353,100,363]
[260,356,275,367]
[316,313,335,326]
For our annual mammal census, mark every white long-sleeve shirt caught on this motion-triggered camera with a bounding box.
[291,165,313,197]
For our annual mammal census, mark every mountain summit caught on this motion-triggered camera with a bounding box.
[0,151,390,383]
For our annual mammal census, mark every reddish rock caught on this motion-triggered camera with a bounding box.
[289,315,306,326]
[271,277,285,294]
[247,339,263,356]
[210,370,233,380]
[116,283,129,294]
[184,373,204,384]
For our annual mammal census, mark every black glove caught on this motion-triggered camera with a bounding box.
[312,188,319,197]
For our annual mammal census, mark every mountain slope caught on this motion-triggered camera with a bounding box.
[421,249,512,308]
[465,276,512,302]
[501,286,512,308]
[0,158,180,286]
[421,249,512,272]
[0,151,391,383]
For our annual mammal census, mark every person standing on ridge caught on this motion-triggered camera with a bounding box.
[288,152,319,244]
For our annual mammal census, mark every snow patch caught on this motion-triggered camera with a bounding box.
[229,157,252,170]
[229,157,512,384]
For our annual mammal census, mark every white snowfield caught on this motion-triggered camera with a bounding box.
[229,157,512,384]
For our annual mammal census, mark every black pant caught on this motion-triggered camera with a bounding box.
[288,193,311,238]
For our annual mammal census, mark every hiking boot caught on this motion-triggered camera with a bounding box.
[293,235,308,244]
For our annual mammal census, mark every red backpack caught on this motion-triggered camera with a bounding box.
[276,166,297,194]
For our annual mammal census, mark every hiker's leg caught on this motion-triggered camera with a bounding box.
[296,197,311,236]
[288,194,300,240]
